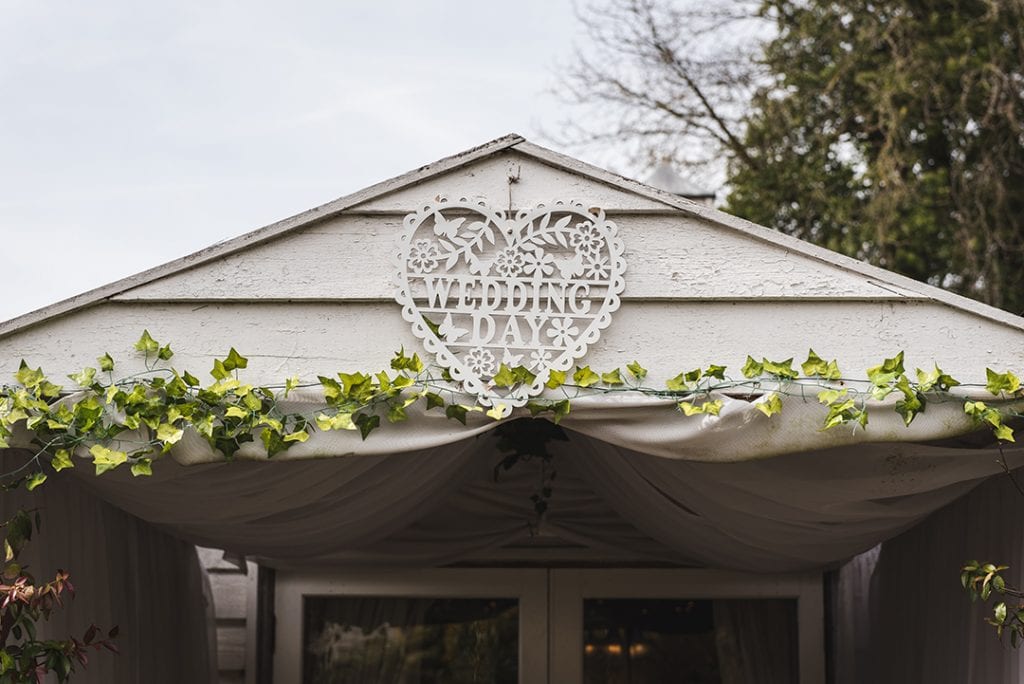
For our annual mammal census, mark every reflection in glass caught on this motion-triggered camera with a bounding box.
[583,598,797,684]
[303,596,518,684]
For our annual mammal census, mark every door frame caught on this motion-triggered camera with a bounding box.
[273,568,824,683]
[273,568,549,683]
[549,568,824,684]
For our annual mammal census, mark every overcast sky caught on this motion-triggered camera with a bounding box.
[0,1,631,323]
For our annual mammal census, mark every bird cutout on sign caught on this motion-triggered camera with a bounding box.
[501,349,524,367]
[439,312,469,344]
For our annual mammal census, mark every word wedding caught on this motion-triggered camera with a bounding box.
[394,198,627,413]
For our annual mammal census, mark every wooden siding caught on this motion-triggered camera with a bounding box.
[198,548,256,684]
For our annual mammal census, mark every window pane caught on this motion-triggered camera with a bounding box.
[303,596,518,684]
[583,598,797,684]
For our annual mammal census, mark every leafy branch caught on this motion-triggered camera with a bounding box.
[0,511,117,682]
[0,333,1021,494]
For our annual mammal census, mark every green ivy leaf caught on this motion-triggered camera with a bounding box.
[573,366,600,388]
[755,392,783,417]
[513,365,537,385]
[916,365,960,393]
[601,369,624,386]
[704,364,727,380]
[994,423,1015,442]
[315,412,356,431]
[485,404,507,421]
[986,368,1021,396]
[492,364,518,388]
[895,390,925,426]
[284,376,301,397]
[867,351,905,385]
[157,344,174,361]
[90,444,128,475]
[284,430,310,443]
[98,352,115,372]
[68,367,97,387]
[131,459,153,477]
[15,360,44,388]
[424,392,446,411]
[762,358,798,379]
[391,347,424,374]
[545,369,566,390]
[25,472,47,491]
[665,373,689,392]
[802,349,827,377]
[354,413,381,440]
[134,329,160,354]
[445,404,469,425]
[551,399,571,424]
[678,401,703,416]
[156,423,184,445]
[626,360,648,382]
[421,315,442,338]
[817,388,847,405]
[224,406,248,419]
[741,356,763,378]
[51,449,74,472]
[211,358,230,381]
[223,347,249,372]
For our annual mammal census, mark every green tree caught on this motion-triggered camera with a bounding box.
[561,0,1024,313]
[729,0,1024,312]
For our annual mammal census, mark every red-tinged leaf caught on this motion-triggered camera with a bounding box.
[108,625,119,638]
[84,624,98,643]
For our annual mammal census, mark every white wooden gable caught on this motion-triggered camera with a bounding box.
[1,134,1022,386]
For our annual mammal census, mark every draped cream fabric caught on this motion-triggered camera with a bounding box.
[4,394,1023,684]
[63,410,1024,572]
[834,474,1024,682]
[0,452,214,684]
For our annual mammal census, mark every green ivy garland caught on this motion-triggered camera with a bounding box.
[0,330,1021,492]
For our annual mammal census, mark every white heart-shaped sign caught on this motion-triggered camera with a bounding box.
[394,198,626,414]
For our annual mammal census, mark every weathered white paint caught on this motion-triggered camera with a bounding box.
[0,299,1020,387]
[111,209,912,303]
[3,134,1021,342]
[351,150,673,212]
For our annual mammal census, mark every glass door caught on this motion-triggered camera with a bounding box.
[549,569,824,684]
[275,568,824,684]
[274,569,548,683]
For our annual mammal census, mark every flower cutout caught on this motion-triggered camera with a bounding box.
[464,346,496,377]
[569,221,605,257]
[408,239,441,274]
[547,317,579,348]
[522,249,556,278]
[529,349,553,369]
[493,247,525,277]
[584,254,611,279]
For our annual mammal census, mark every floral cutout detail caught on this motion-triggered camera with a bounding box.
[493,247,525,277]
[547,317,579,348]
[523,249,556,278]
[584,254,611,279]
[464,346,496,377]
[529,349,553,369]
[570,221,605,256]
[408,239,441,274]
